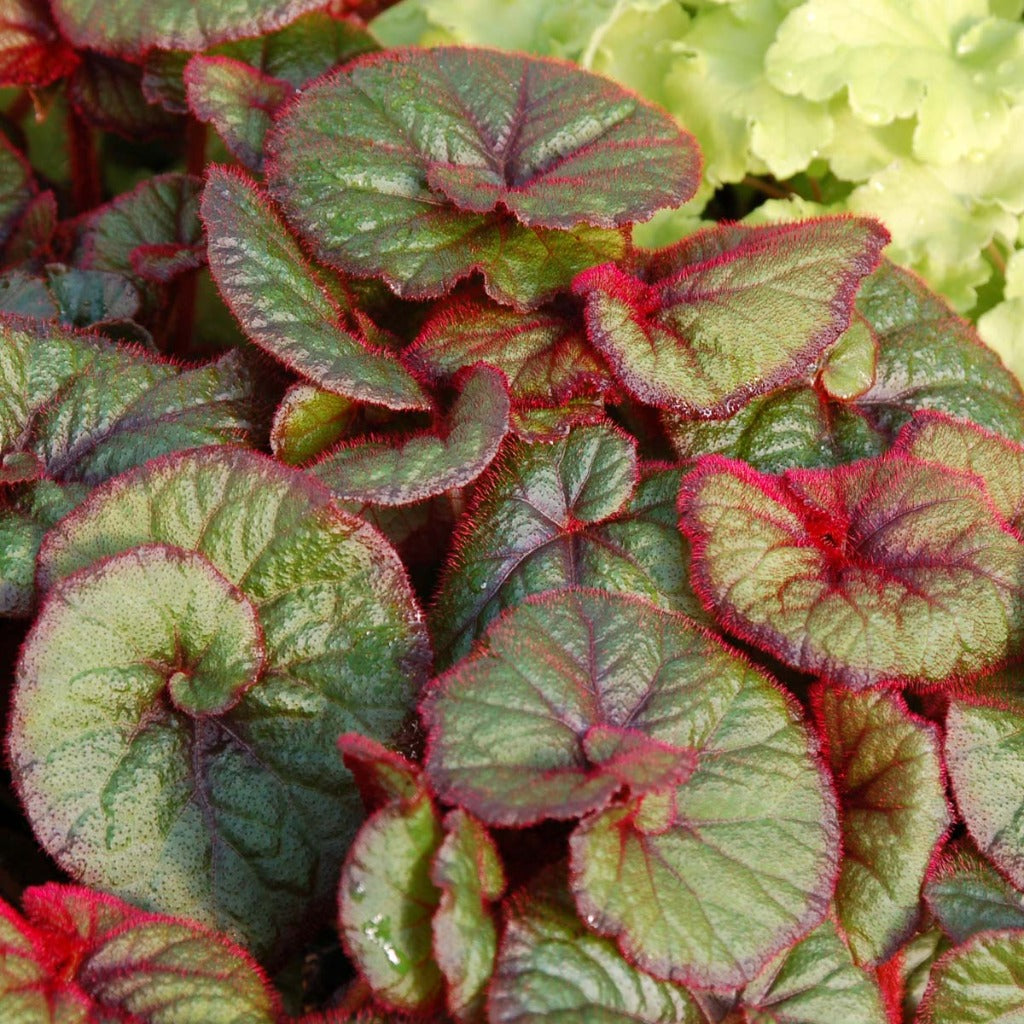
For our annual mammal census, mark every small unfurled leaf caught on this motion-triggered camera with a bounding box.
[311,365,509,506]
[186,57,291,172]
[431,423,702,666]
[271,384,356,466]
[490,867,702,1024]
[431,810,504,1023]
[0,883,280,1022]
[681,451,1024,689]
[0,0,78,87]
[947,699,1024,897]
[72,173,204,283]
[407,296,615,405]
[572,218,888,416]
[50,0,324,58]
[739,920,888,1024]
[920,930,1024,1023]
[424,590,707,826]
[900,927,952,1023]
[814,686,950,964]
[11,447,430,957]
[819,315,877,400]
[339,794,444,1013]
[567,598,838,988]
[266,47,696,305]
[337,733,423,811]
[896,411,1024,533]
[202,166,430,412]
[925,839,1024,944]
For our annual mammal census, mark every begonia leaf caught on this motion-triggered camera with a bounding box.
[202,166,431,412]
[4,190,57,267]
[664,386,887,475]
[311,366,509,506]
[900,927,952,1024]
[946,699,1024,896]
[510,397,607,442]
[141,12,377,115]
[666,261,1024,474]
[69,55,179,139]
[854,262,1024,443]
[339,793,444,1013]
[50,0,325,59]
[271,384,356,467]
[0,318,263,616]
[72,174,204,283]
[572,218,888,416]
[10,447,430,956]
[431,424,700,666]
[430,809,504,1022]
[266,47,696,305]
[185,58,291,172]
[680,451,1024,689]
[406,297,615,405]
[45,267,141,328]
[0,135,35,249]
[489,866,702,1024]
[0,883,279,1023]
[920,929,1024,1023]
[814,686,950,964]
[0,319,263,485]
[567,597,838,988]
[424,590,706,826]
[739,920,888,1024]
[895,411,1024,533]
[0,0,78,88]
[925,840,1024,944]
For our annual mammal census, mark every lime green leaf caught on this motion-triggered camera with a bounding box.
[895,411,1024,532]
[568,600,838,988]
[573,218,888,415]
[339,794,444,1013]
[740,921,887,1023]
[815,687,950,964]
[665,0,834,182]
[266,47,696,305]
[12,447,430,957]
[0,883,279,1023]
[407,297,615,405]
[681,451,1024,688]
[430,424,700,666]
[50,0,324,58]
[947,700,1024,896]
[431,810,504,1022]
[271,384,356,466]
[311,366,509,506]
[185,57,291,172]
[490,866,702,1024]
[71,174,204,283]
[202,166,430,412]
[765,0,1024,164]
[921,930,1024,1023]
[925,840,1024,944]
[424,590,707,825]
[819,315,877,400]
